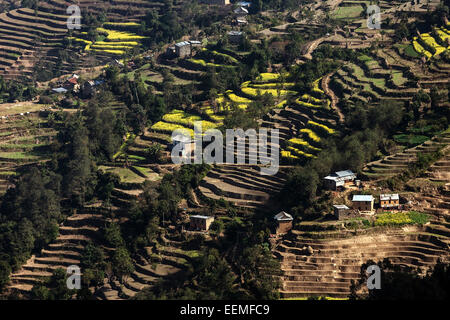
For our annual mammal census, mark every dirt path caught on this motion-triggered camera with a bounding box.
[322,72,344,123]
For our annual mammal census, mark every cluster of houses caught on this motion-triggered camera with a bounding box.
[332,193,400,220]
[51,73,104,98]
[324,169,402,220]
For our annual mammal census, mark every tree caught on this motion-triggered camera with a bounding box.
[112,247,135,282]
[0,260,11,291]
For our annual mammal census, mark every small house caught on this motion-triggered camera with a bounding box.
[166,46,176,56]
[380,194,399,209]
[52,87,68,94]
[274,211,293,234]
[352,195,374,212]
[190,215,215,231]
[175,41,191,58]
[189,40,202,47]
[323,170,357,190]
[234,6,248,17]
[227,31,243,44]
[333,204,350,220]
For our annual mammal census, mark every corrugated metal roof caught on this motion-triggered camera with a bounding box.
[175,41,190,47]
[333,204,349,209]
[335,170,355,177]
[380,194,399,201]
[352,195,374,202]
[274,211,293,221]
[190,215,214,220]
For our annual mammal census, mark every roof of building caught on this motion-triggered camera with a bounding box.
[333,204,349,209]
[190,215,214,220]
[172,134,191,143]
[324,170,356,181]
[234,6,249,13]
[335,170,355,177]
[67,77,78,84]
[228,31,243,37]
[274,211,293,221]
[175,41,191,47]
[352,195,374,202]
[52,87,68,93]
[380,193,399,201]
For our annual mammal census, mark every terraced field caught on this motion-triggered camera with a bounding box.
[275,222,450,298]
[100,227,193,300]
[412,24,450,60]
[362,131,450,180]
[143,47,344,209]
[0,110,55,194]
[0,0,178,79]
[8,206,106,295]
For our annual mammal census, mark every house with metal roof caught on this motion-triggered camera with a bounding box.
[227,30,244,43]
[190,215,215,231]
[273,211,293,234]
[333,204,350,220]
[175,41,192,58]
[234,6,249,17]
[352,195,374,212]
[380,193,400,209]
[323,170,357,190]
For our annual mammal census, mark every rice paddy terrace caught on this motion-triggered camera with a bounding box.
[363,131,450,180]
[134,47,342,210]
[275,222,450,298]
[0,0,179,80]
[6,152,196,299]
[0,105,56,195]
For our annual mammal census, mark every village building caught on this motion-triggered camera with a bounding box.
[234,6,248,17]
[190,215,215,231]
[273,211,293,234]
[380,193,400,209]
[228,31,243,43]
[52,87,68,94]
[235,18,248,26]
[333,204,350,220]
[175,41,192,58]
[323,170,357,190]
[352,195,374,212]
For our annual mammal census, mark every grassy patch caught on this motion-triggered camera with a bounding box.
[332,5,364,20]
[375,211,429,227]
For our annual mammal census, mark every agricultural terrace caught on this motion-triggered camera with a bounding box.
[332,4,365,20]
[0,111,56,194]
[68,25,147,56]
[412,24,450,59]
